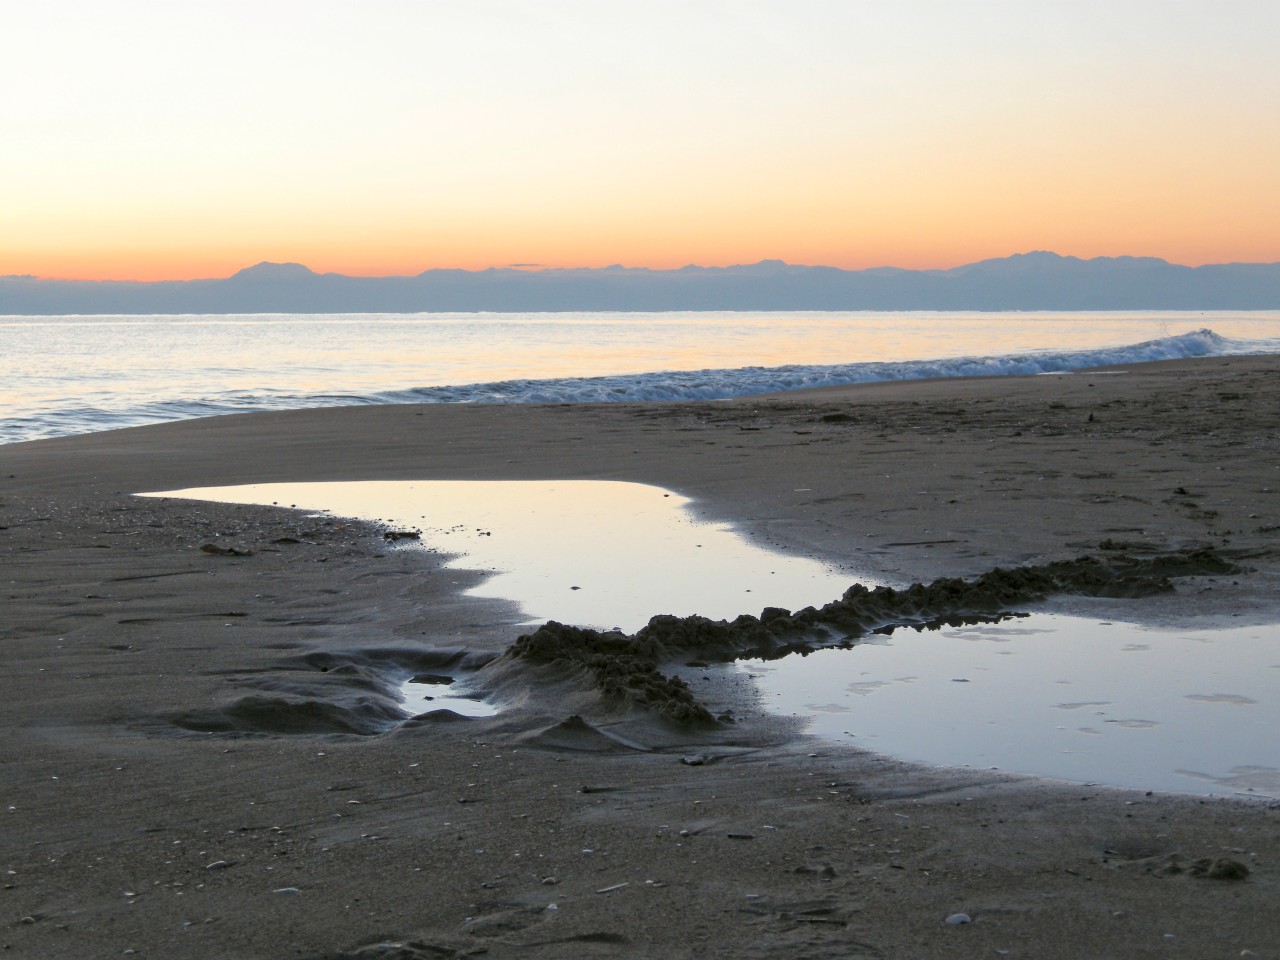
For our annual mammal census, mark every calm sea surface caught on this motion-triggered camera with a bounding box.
[4,310,1280,444]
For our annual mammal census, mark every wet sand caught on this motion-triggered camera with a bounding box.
[4,355,1280,958]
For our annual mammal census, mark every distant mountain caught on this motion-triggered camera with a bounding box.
[227,261,319,282]
[3,252,1278,314]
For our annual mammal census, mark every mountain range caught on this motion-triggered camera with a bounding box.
[3,251,1279,313]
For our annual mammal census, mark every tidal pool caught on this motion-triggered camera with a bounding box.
[399,672,499,718]
[141,480,1279,796]
[141,479,853,722]
[143,479,855,630]
[740,615,1280,798]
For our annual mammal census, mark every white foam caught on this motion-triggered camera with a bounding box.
[6,326,1278,443]
[377,328,1262,405]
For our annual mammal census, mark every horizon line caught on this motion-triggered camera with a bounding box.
[11,250,1280,285]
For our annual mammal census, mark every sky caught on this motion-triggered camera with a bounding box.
[3,0,1279,281]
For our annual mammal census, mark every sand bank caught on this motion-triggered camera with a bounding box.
[3,355,1279,958]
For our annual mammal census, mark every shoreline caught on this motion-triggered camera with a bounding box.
[4,354,1280,958]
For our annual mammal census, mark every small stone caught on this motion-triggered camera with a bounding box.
[945,913,972,925]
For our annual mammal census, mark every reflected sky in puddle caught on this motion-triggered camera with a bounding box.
[143,479,854,631]
[399,672,498,718]
[141,480,1279,795]
[741,616,1280,797]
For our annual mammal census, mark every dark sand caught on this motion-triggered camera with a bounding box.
[3,355,1279,958]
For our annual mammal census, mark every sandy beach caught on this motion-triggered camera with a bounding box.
[4,354,1280,958]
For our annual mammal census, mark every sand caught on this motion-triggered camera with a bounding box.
[3,355,1279,958]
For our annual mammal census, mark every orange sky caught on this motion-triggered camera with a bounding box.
[4,2,1278,282]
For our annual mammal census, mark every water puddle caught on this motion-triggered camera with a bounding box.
[400,671,499,718]
[141,479,853,718]
[740,614,1280,797]
[141,480,1279,795]
[144,479,854,629]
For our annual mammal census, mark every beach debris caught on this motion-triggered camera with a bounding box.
[596,882,630,894]
[200,543,251,557]
[945,913,972,925]
[272,887,301,895]
[1190,857,1250,881]
[408,673,453,686]
[383,530,420,541]
[204,859,236,870]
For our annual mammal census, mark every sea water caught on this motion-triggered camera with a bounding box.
[142,480,1280,797]
[6,309,1280,443]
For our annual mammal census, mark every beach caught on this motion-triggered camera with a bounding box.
[4,354,1280,958]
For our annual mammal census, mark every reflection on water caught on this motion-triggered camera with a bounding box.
[400,673,498,718]
[740,615,1280,798]
[140,479,1279,796]
[142,479,854,632]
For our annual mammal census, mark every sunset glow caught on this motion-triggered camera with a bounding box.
[4,1,1278,281]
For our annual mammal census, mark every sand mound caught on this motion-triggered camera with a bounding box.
[171,694,406,736]
[517,714,649,753]
[505,548,1243,721]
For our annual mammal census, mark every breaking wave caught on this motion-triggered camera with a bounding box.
[380,328,1251,405]
[5,328,1276,444]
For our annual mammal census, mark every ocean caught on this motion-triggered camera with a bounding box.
[4,309,1280,445]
